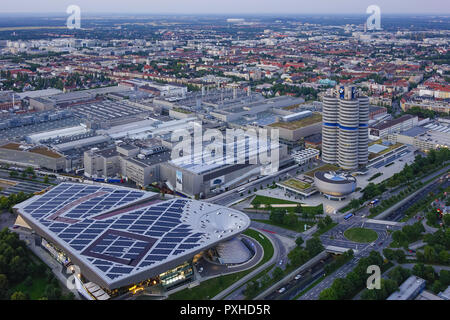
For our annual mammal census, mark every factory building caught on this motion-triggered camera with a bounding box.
[369,114,418,139]
[0,142,67,171]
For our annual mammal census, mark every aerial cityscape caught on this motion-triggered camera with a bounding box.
[0,0,449,309]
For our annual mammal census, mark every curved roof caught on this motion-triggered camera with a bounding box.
[314,171,356,184]
[14,182,250,289]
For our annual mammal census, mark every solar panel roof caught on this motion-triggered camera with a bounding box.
[14,182,250,289]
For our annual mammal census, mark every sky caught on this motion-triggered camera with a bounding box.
[1,0,449,15]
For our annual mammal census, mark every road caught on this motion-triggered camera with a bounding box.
[264,254,334,300]
[295,215,400,300]
[384,176,450,222]
[295,170,449,300]
[215,230,281,300]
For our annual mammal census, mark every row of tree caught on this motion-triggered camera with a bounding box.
[318,251,385,300]
[391,222,425,247]
[0,192,32,213]
[362,148,450,201]
[244,236,324,299]
[412,264,450,294]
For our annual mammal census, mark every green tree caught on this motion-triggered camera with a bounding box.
[0,274,8,299]
[252,199,261,213]
[305,237,324,256]
[272,267,284,281]
[319,287,338,300]
[424,246,437,263]
[295,237,304,247]
[11,291,27,300]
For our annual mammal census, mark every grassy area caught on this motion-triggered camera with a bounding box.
[304,164,340,178]
[172,107,193,114]
[344,228,378,243]
[280,179,311,190]
[268,112,322,130]
[227,263,276,300]
[11,276,48,300]
[167,229,274,300]
[253,219,315,232]
[251,195,298,205]
[249,195,323,215]
[313,222,338,236]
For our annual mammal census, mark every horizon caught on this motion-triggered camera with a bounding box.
[1,0,449,15]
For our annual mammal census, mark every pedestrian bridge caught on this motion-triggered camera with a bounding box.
[365,219,403,227]
[325,245,357,255]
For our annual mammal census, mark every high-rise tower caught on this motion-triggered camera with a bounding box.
[322,86,369,170]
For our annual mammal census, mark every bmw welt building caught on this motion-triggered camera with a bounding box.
[13,182,251,299]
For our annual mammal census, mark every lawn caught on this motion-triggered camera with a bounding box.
[253,219,315,232]
[343,227,378,243]
[11,276,48,300]
[269,112,322,130]
[167,229,274,300]
[280,179,311,190]
[314,222,338,236]
[251,195,298,206]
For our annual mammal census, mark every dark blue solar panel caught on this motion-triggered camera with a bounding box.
[178,243,200,250]
[106,246,126,253]
[76,233,96,239]
[167,232,191,237]
[59,233,79,240]
[95,265,109,272]
[70,239,92,245]
[110,267,133,274]
[161,237,183,243]
[145,255,166,261]
[151,249,172,255]
[129,224,149,229]
[151,226,171,232]
[154,222,177,228]
[139,261,154,267]
[155,242,177,249]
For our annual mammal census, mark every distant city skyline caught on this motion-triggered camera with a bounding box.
[1,0,449,15]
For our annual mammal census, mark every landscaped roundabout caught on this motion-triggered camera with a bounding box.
[343,227,378,243]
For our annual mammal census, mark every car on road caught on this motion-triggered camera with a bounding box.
[278,259,283,265]
[198,267,204,273]
[278,287,286,294]
[379,242,383,246]
[294,274,302,280]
